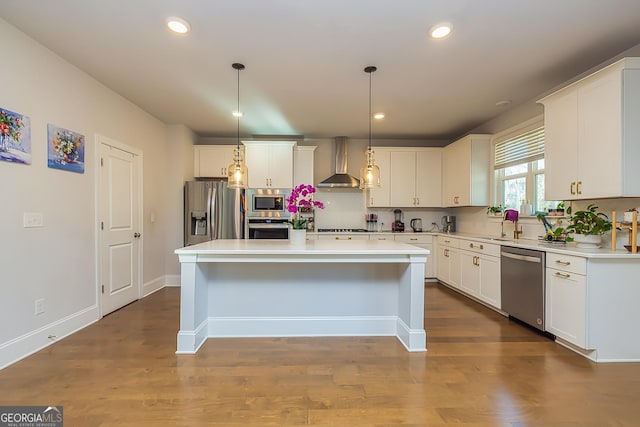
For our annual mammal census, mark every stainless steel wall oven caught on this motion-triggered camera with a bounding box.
[246,188,291,239]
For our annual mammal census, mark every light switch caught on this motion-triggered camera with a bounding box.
[23,212,44,228]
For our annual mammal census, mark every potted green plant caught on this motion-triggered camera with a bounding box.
[565,204,612,248]
[487,205,503,216]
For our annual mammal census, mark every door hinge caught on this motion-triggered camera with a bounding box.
[100,157,104,167]
[101,285,104,294]
[100,221,104,230]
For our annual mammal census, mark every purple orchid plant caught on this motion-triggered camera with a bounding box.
[286,184,325,229]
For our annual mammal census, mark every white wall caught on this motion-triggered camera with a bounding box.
[0,19,174,368]
[163,125,197,279]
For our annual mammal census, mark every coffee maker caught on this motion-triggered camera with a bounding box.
[441,215,456,233]
[392,209,405,232]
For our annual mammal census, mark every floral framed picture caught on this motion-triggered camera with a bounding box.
[47,124,85,173]
[0,107,31,165]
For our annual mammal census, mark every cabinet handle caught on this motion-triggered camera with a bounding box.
[378,237,386,240]
[570,182,576,195]
[444,248,449,257]
[444,240,450,244]
[370,197,374,205]
[410,238,418,241]
[576,180,582,195]
[335,237,339,240]
[555,260,571,266]
[554,272,571,279]
[348,237,352,240]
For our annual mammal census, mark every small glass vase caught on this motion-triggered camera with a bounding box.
[290,228,307,245]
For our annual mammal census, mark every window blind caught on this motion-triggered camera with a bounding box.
[494,125,544,169]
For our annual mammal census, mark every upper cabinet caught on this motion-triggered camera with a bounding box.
[442,134,491,207]
[366,147,442,208]
[243,141,296,189]
[390,148,442,207]
[193,145,237,178]
[293,145,316,186]
[539,57,640,200]
[367,148,392,207]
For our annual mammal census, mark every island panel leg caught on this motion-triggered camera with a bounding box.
[396,257,427,352]
[176,261,208,354]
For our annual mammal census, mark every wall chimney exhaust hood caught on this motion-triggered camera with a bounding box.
[318,137,360,188]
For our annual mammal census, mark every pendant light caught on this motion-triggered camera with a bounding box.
[359,65,381,189]
[227,62,249,189]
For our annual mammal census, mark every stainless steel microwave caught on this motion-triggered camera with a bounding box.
[246,188,290,218]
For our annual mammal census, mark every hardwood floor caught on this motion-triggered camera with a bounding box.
[2,283,640,426]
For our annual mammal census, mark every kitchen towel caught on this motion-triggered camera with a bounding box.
[504,209,519,222]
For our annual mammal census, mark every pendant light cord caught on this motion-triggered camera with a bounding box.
[364,66,377,155]
[232,63,245,154]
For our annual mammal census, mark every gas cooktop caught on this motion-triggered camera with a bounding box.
[317,228,369,233]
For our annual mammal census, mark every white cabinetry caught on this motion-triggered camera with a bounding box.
[458,240,501,309]
[394,234,435,278]
[539,57,640,200]
[443,135,490,207]
[317,234,370,241]
[193,145,237,178]
[436,236,460,288]
[389,148,442,207]
[367,148,391,207]
[293,145,316,186]
[545,253,588,348]
[243,141,295,188]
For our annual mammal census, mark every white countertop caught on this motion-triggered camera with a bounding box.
[175,238,430,256]
[308,230,640,259]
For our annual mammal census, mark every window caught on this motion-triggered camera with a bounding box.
[493,119,559,214]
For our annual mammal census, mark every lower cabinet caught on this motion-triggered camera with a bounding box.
[545,253,587,348]
[317,234,369,241]
[458,240,501,309]
[436,236,460,288]
[394,234,434,278]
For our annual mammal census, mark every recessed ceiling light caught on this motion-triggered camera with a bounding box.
[373,113,385,120]
[166,17,190,34]
[430,23,452,39]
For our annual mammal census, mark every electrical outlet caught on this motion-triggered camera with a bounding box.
[35,298,45,315]
[24,212,44,228]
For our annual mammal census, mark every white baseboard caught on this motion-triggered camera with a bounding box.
[142,276,165,297]
[164,274,181,287]
[206,315,398,338]
[0,305,99,370]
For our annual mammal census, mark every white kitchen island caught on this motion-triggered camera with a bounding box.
[174,239,429,354]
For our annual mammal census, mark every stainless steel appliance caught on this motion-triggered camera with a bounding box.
[317,136,360,188]
[392,209,405,232]
[442,215,456,233]
[501,246,546,331]
[184,180,244,246]
[247,218,289,239]
[317,228,368,232]
[246,188,290,218]
[246,188,291,239]
[410,218,422,232]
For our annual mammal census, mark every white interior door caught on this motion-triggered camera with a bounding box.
[99,141,141,315]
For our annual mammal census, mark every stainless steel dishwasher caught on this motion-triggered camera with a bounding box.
[500,246,546,331]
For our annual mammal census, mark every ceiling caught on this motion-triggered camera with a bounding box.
[2,1,640,141]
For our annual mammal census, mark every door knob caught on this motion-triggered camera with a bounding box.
[134,232,141,238]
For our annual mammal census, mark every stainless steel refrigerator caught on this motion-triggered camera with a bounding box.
[184,180,244,246]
